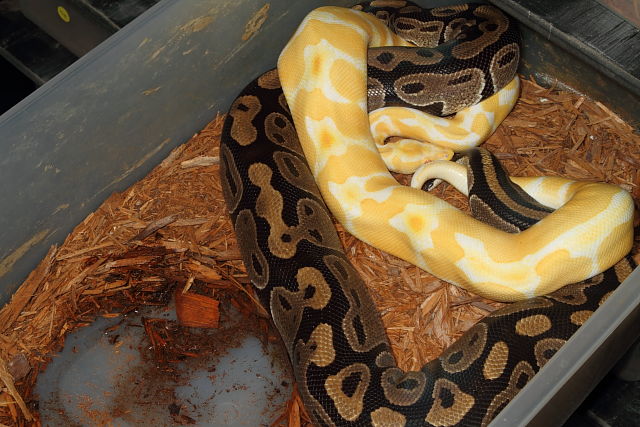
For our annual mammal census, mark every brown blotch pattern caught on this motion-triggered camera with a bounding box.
[483,341,509,380]
[381,368,427,406]
[425,378,475,426]
[234,209,269,289]
[570,310,593,326]
[444,17,476,42]
[490,297,553,317]
[326,254,389,352]
[392,18,444,46]
[367,76,386,111]
[399,5,423,14]
[249,163,341,259]
[219,143,243,213]
[370,0,408,8]
[325,363,371,421]
[440,323,488,373]
[490,42,519,91]
[515,314,552,337]
[469,195,521,233]
[376,351,396,368]
[257,68,281,89]
[470,149,551,226]
[371,407,407,427]
[308,323,336,367]
[373,10,391,24]
[452,6,508,59]
[274,151,320,196]
[294,338,338,426]
[482,361,535,426]
[431,4,469,17]
[229,95,260,146]
[615,257,634,280]
[394,68,485,115]
[547,274,603,305]
[265,112,301,153]
[278,92,290,113]
[534,338,566,368]
[270,266,332,353]
[368,46,444,73]
[600,290,614,306]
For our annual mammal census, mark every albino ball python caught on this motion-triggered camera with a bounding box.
[219,1,635,425]
[368,75,519,175]
[277,2,634,301]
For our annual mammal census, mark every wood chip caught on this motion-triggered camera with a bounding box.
[129,214,179,242]
[1,78,639,427]
[180,156,220,168]
[0,358,31,421]
[0,246,57,328]
[175,290,220,328]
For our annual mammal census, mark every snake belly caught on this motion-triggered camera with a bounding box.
[219,71,635,425]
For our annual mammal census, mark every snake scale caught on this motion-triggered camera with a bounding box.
[220,2,635,425]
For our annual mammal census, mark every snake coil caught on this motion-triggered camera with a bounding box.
[220,2,635,425]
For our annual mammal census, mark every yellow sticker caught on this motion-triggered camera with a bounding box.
[57,6,70,23]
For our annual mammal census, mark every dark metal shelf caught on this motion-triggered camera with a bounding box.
[0,0,162,88]
[0,2,77,84]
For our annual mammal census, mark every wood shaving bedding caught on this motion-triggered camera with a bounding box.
[0,78,639,426]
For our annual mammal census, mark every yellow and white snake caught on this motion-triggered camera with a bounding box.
[219,1,635,425]
[277,2,633,301]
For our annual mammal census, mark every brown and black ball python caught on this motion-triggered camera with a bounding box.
[363,2,520,116]
[219,2,635,426]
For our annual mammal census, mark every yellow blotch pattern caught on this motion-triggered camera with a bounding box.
[277,6,635,301]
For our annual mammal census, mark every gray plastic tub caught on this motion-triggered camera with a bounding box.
[1,0,638,425]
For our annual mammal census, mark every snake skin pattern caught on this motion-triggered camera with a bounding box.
[219,72,635,425]
[364,2,520,116]
[277,2,634,300]
[219,2,635,425]
[367,76,520,175]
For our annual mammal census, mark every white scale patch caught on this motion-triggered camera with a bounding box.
[454,233,541,296]
[299,39,363,104]
[305,115,377,174]
[328,173,395,227]
[389,203,446,269]
[513,177,574,210]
